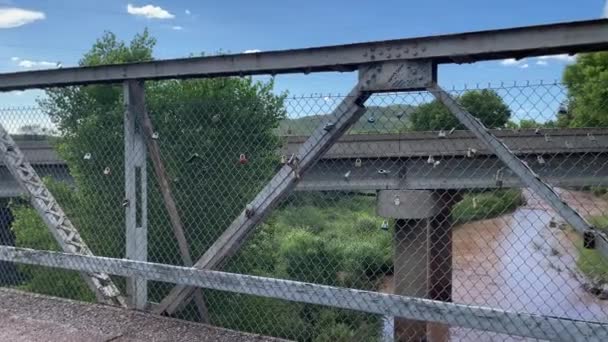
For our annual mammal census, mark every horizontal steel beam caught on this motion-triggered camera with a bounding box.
[10,128,608,167]
[3,153,607,197]
[1,19,608,91]
[296,153,608,191]
[283,128,608,159]
[0,245,606,341]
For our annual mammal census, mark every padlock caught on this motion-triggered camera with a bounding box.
[83,153,92,160]
[537,155,546,165]
[103,167,111,175]
[239,153,248,164]
[323,122,336,132]
[355,158,362,168]
[381,220,389,231]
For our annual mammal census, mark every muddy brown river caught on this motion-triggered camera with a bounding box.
[384,189,608,341]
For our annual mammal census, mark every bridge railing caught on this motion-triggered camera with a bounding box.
[1,20,608,342]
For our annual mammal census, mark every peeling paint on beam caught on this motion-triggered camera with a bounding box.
[1,19,608,91]
[0,246,607,341]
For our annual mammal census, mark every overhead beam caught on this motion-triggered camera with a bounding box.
[0,245,606,342]
[1,19,608,91]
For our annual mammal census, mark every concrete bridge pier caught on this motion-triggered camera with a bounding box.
[377,190,460,342]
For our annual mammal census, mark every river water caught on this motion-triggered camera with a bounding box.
[384,189,608,341]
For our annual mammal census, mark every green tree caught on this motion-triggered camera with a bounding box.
[516,119,556,129]
[15,30,286,300]
[409,89,511,131]
[563,52,608,127]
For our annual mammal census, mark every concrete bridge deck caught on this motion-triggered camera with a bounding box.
[0,288,284,342]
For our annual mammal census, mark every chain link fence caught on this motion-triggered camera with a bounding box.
[1,80,608,341]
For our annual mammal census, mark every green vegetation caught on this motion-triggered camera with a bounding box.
[562,52,608,127]
[279,104,414,135]
[562,52,608,286]
[451,189,525,225]
[17,29,285,292]
[281,89,512,136]
[409,89,511,131]
[576,216,608,284]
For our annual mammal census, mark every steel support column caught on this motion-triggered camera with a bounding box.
[124,80,148,309]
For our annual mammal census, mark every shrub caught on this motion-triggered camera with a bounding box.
[277,229,339,285]
[452,189,524,225]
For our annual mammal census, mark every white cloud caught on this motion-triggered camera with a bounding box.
[0,7,45,28]
[127,4,174,19]
[603,0,608,18]
[500,58,519,66]
[519,63,529,69]
[18,59,55,68]
[536,60,548,66]
[537,54,576,63]
[185,9,191,15]
[10,57,56,69]
[244,49,262,54]
[171,25,183,30]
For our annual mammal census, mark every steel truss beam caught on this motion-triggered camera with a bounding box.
[0,124,126,306]
[153,61,435,314]
[1,245,606,342]
[0,19,608,91]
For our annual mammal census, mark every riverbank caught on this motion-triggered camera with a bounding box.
[449,188,608,341]
[576,215,608,295]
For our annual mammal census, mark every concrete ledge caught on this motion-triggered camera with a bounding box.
[0,288,287,342]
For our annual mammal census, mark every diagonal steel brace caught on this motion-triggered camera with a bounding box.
[0,123,126,307]
[428,83,608,255]
[153,60,435,315]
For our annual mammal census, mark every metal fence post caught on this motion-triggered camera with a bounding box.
[124,80,148,309]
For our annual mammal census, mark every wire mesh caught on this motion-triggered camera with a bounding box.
[0,80,607,341]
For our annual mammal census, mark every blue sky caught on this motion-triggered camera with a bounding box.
[0,0,607,107]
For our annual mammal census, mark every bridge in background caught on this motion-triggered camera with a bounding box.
[3,128,607,198]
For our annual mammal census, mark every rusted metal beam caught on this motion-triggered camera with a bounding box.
[1,19,608,91]
[140,109,209,321]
